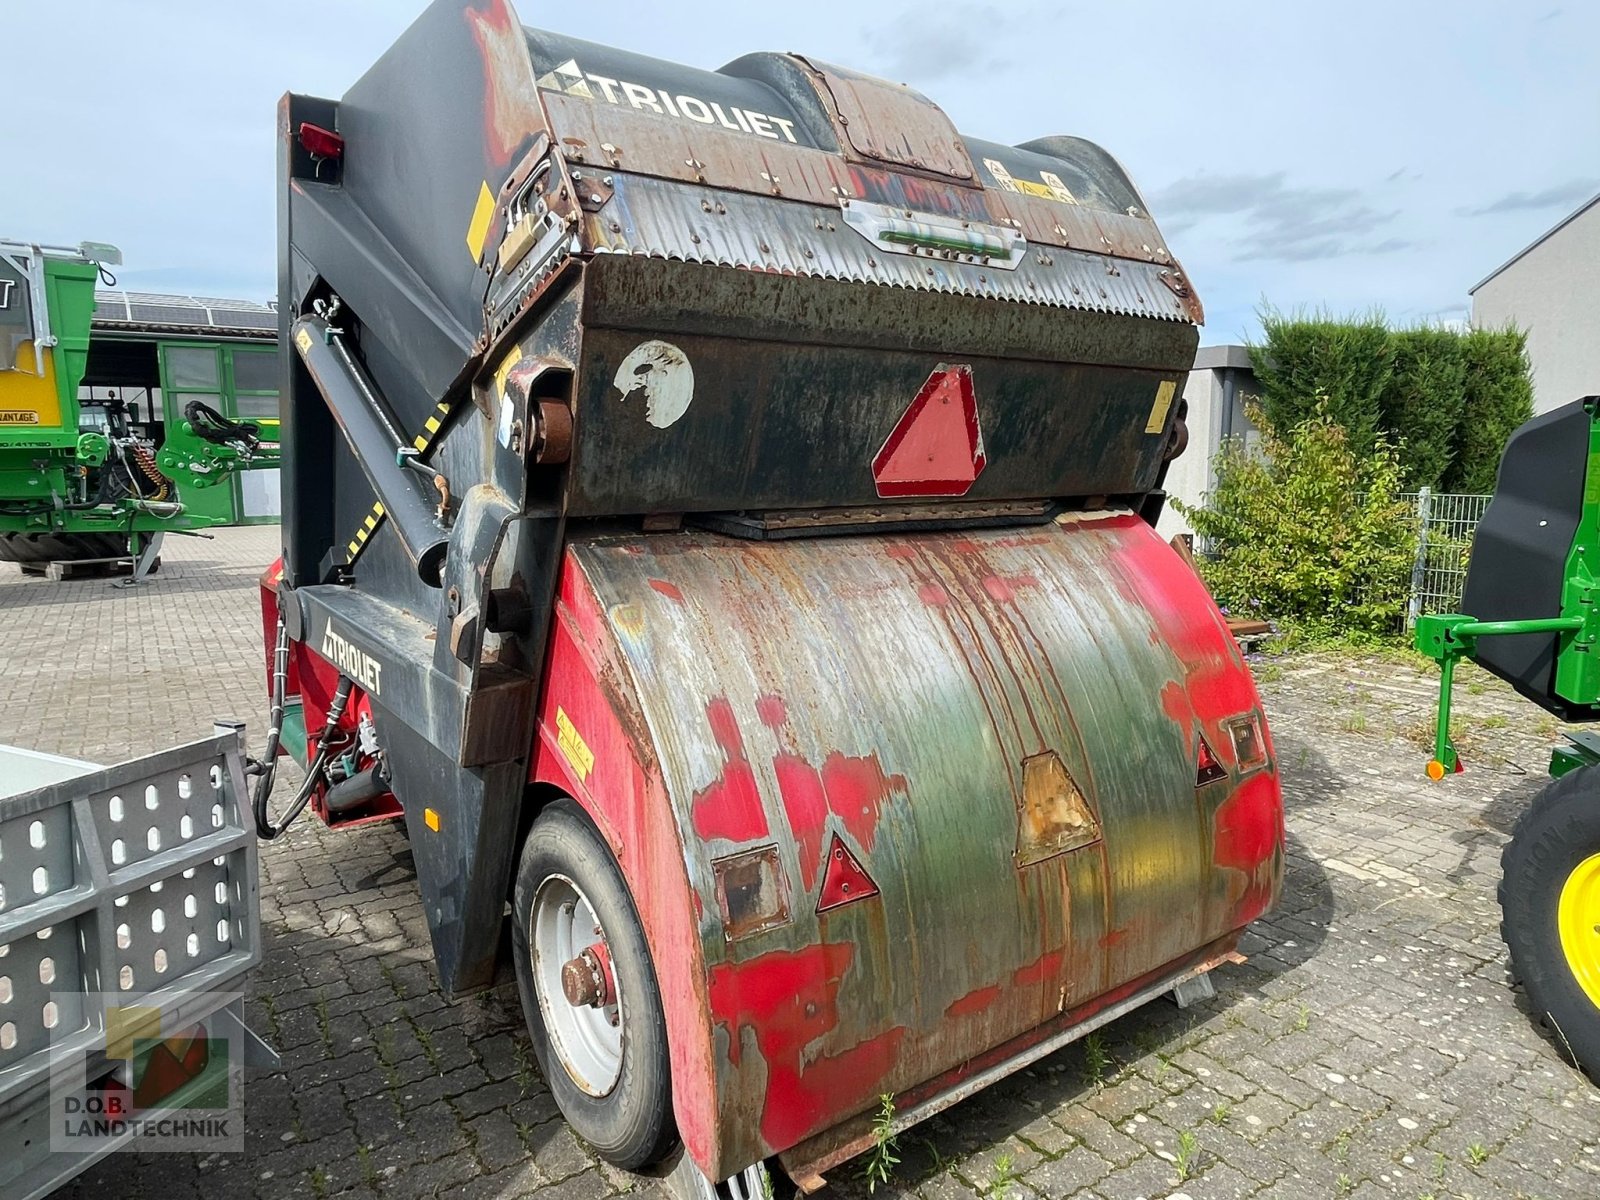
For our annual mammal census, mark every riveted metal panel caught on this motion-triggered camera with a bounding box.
[793,57,976,180]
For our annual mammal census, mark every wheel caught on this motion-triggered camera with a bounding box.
[512,799,676,1169]
[1501,764,1600,1078]
[0,531,130,564]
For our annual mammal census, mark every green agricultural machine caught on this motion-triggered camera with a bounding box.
[1420,394,1600,1078]
[0,239,279,580]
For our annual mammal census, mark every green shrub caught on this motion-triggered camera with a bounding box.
[1175,406,1416,637]
[1383,328,1467,490]
[1445,326,1535,493]
[1251,312,1534,492]
[1250,309,1392,459]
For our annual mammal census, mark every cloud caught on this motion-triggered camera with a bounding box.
[1462,178,1599,216]
[1150,171,1402,263]
[1151,172,1291,218]
[861,5,1007,82]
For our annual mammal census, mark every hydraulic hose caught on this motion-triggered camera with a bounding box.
[253,611,354,840]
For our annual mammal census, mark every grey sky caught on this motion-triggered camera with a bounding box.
[7,1,1597,344]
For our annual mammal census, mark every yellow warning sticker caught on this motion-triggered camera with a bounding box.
[294,327,313,354]
[423,807,441,832]
[1145,380,1177,434]
[493,344,523,401]
[466,180,496,263]
[555,707,595,781]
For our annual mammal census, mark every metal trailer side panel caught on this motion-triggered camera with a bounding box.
[529,515,1282,1180]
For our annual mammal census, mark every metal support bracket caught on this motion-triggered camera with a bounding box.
[1415,611,1585,777]
[111,532,166,589]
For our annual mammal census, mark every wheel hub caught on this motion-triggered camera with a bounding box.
[530,875,626,1096]
[561,943,616,1012]
[1558,852,1600,1012]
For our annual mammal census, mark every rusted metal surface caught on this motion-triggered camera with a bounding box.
[539,91,1191,272]
[579,177,1191,319]
[284,3,1256,1184]
[563,267,1192,518]
[539,512,1282,1179]
[782,934,1245,1184]
[793,57,976,181]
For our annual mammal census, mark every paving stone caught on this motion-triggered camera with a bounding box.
[1015,1145,1111,1194]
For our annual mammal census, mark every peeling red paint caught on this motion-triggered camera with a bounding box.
[771,750,908,892]
[1212,772,1284,924]
[1013,948,1065,990]
[981,573,1040,603]
[707,943,907,1149]
[756,694,788,728]
[885,543,917,560]
[1159,680,1195,751]
[945,983,1002,1020]
[820,753,905,856]
[691,698,770,844]
[706,697,744,755]
[918,583,950,606]
[649,578,685,602]
[774,754,829,891]
[464,0,544,168]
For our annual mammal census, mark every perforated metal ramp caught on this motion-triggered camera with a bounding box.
[0,729,264,1200]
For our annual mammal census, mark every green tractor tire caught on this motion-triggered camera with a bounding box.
[1501,763,1600,1078]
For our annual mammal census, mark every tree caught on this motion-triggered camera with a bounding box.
[1249,309,1393,459]
[1382,327,1467,490]
[1446,326,1536,494]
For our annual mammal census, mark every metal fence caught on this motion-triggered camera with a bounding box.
[1401,488,1492,623]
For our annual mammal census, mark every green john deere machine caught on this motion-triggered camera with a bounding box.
[1420,394,1600,1078]
[0,239,278,580]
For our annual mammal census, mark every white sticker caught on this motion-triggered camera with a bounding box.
[614,340,695,429]
[497,394,516,448]
[984,157,1019,193]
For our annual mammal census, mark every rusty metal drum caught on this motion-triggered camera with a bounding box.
[531,511,1283,1181]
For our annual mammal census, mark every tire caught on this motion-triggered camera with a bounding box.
[512,799,676,1169]
[0,531,131,564]
[1501,764,1600,1078]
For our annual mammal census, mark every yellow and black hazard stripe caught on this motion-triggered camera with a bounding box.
[345,501,385,561]
[344,398,453,568]
[412,400,451,452]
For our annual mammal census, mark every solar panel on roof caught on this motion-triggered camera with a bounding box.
[91,289,276,338]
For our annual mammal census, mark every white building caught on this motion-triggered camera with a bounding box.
[1471,192,1600,415]
[1158,344,1259,541]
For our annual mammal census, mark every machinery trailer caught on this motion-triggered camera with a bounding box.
[255,2,1285,1193]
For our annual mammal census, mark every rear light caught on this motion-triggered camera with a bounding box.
[1227,715,1267,771]
[297,122,344,162]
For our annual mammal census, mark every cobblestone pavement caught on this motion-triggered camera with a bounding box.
[5,528,1599,1200]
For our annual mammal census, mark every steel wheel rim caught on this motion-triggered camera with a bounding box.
[1558,852,1600,1011]
[531,873,625,1096]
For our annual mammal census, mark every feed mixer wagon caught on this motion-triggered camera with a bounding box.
[259,2,1285,1192]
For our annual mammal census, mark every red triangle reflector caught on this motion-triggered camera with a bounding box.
[817,833,880,913]
[872,365,987,498]
[1196,733,1227,786]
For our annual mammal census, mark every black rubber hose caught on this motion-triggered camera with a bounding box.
[254,625,353,841]
[184,399,260,449]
